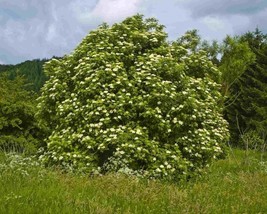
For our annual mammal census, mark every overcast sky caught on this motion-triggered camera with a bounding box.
[1,0,267,64]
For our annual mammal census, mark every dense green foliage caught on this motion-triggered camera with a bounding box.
[219,35,256,98]
[0,59,48,92]
[0,74,41,153]
[225,29,267,145]
[0,64,13,72]
[36,15,229,180]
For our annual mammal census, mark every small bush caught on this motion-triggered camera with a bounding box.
[239,130,265,151]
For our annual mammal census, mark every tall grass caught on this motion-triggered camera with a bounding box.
[0,149,267,214]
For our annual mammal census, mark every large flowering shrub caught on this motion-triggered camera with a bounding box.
[37,15,229,180]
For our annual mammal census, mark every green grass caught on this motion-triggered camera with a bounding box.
[0,149,267,214]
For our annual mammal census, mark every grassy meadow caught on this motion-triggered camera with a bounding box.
[0,149,267,214]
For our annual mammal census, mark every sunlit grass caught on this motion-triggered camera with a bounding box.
[0,149,267,213]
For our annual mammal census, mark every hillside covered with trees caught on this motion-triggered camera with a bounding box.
[0,59,48,92]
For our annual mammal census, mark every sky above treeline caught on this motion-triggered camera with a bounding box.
[1,0,267,65]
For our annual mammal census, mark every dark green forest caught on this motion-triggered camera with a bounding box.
[0,58,48,92]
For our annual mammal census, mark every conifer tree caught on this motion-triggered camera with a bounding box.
[225,29,267,144]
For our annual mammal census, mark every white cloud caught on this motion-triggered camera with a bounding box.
[46,24,57,42]
[201,16,225,31]
[73,0,141,25]
[90,0,141,22]
[0,0,99,64]
[181,0,267,18]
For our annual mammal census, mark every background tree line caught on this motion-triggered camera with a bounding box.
[0,27,266,154]
[0,59,49,92]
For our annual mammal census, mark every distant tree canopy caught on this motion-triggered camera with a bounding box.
[0,59,48,92]
[0,64,13,72]
[0,74,42,153]
[37,15,229,181]
[219,35,256,98]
